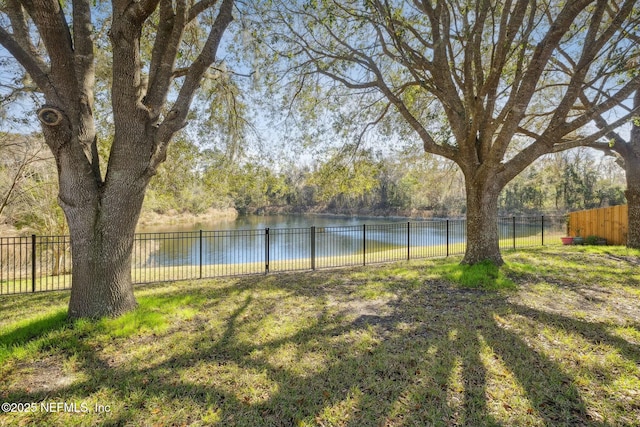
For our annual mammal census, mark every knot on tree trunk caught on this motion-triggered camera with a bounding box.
[37,106,73,152]
[37,106,65,126]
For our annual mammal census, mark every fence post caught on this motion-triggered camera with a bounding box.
[363,224,366,266]
[513,216,516,249]
[311,226,316,270]
[199,230,203,279]
[31,234,36,293]
[541,215,545,246]
[265,228,270,274]
[446,220,449,257]
[407,222,411,260]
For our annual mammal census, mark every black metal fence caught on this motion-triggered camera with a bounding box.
[0,235,72,295]
[1,215,565,295]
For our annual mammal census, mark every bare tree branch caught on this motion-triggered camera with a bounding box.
[5,0,49,72]
[492,0,593,161]
[151,0,235,169]
[19,0,78,105]
[0,26,58,103]
[189,0,219,22]
[146,0,189,119]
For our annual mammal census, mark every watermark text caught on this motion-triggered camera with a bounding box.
[2,401,111,414]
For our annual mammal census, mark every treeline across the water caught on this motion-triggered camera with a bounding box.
[1,133,626,235]
[143,138,626,218]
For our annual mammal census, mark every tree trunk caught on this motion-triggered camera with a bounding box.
[625,166,640,249]
[44,114,153,319]
[626,95,640,249]
[67,224,138,319]
[462,178,504,266]
[66,180,148,319]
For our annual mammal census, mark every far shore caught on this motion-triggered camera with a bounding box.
[1,207,563,237]
[136,207,239,230]
[0,207,239,237]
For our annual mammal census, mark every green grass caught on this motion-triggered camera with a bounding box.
[1,245,639,426]
[431,260,517,290]
[0,274,73,295]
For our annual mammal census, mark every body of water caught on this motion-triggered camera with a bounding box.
[135,214,470,267]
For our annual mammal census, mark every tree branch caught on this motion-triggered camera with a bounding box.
[188,0,219,22]
[72,0,95,86]
[123,0,160,24]
[493,0,592,157]
[19,0,78,105]
[551,75,640,140]
[172,66,254,79]
[151,0,234,169]
[72,0,100,180]
[545,0,633,132]
[147,0,174,113]
[578,92,627,148]
[5,0,49,72]
[146,0,189,119]
[0,26,59,103]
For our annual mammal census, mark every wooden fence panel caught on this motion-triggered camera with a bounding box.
[568,205,628,245]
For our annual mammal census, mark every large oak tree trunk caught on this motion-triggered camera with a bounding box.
[625,164,640,249]
[626,102,640,249]
[46,114,153,319]
[67,217,138,319]
[463,178,504,266]
[66,183,147,318]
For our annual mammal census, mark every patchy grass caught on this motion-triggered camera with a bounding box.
[0,246,639,426]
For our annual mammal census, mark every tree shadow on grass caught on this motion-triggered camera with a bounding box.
[509,303,640,364]
[1,265,635,426]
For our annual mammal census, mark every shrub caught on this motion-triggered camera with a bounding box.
[584,235,600,245]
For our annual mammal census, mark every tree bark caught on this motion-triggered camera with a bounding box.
[64,159,150,318]
[66,187,145,318]
[626,90,640,249]
[42,113,152,318]
[625,163,640,249]
[67,215,139,319]
[462,176,504,266]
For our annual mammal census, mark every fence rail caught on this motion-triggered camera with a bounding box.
[1,216,566,295]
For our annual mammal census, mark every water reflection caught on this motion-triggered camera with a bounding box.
[135,215,468,267]
[134,214,551,269]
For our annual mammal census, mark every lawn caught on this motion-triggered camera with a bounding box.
[0,245,639,426]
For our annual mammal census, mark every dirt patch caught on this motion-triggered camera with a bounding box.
[328,295,394,318]
[604,253,640,267]
[5,356,76,395]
